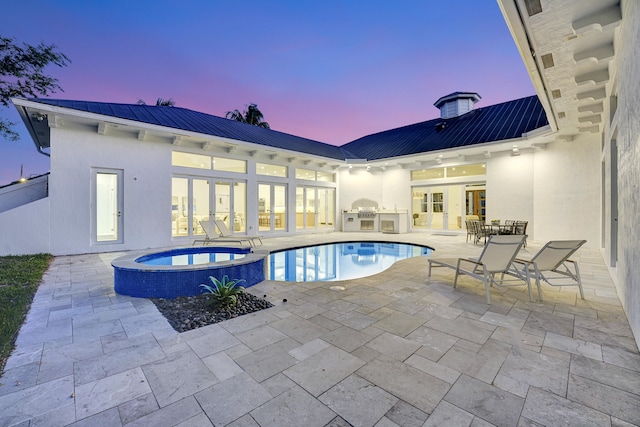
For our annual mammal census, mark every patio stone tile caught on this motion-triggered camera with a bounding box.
[235,338,299,382]
[196,373,273,426]
[425,315,495,345]
[365,332,421,361]
[406,326,458,361]
[227,414,261,427]
[493,346,569,397]
[219,310,281,334]
[202,351,244,381]
[120,312,175,339]
[489,326,543,352]
[308,314,343,331]
[3,343,43,372]
[322,299,360,314]
[371,311,426,337]
[318,375,397,427]
[0,376,74,426]
[343,293,391,310]
[423,400,473,427]
[71,303,139,326]
[38,339,104,383]
[289,302,328,319]
[260,372,297,397]
[186,324,241,357]
[174,412,214,426]
[249,384,336,427]
[450,294,492,315]
[270,315,330,343]
[568,373,640,425]
[48,304,93,322]
[543,332,603,361]
[0,361,40,397]
[283,346,365,396]
[236,324,288,350]
[288,338,331,361]
[321,325,373,352]
[29,402,76,427]
[602,345,640,372]
[14,318,72,347]
[479,311,526,330]
[333,311,378,330]
[124,396,204,427]
[100,331,156,354]
[523,311,574,337]
[67,407,122,427]
[72,319,124,343]
[384,400,428,427]
[405,354,460,384]
[357,355,451,413]
[142,349,219,407]
[444,375,524,427]
[522,386,611,427]
[117,393,159,425]
[573,325,639,353]
[438,339,510,384]
[75,367,151,420]
[570,354,640,394]
[74,339,165,385]
[351,345,381,363]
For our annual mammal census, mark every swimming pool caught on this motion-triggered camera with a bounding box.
[267,241,432,282]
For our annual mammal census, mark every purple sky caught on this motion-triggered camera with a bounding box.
[1,0,534,185]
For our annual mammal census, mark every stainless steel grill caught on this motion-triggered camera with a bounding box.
[357,212,376,218]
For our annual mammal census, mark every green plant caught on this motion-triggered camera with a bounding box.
[200,275,245,308]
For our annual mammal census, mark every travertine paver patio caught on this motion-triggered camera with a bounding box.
[0,232,639,426]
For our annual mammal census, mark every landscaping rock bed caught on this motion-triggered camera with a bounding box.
[151,292,274,333]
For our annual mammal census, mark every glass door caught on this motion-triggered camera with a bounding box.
[411,184,465,230]
[258,183,287,233]
[94,169,124,243]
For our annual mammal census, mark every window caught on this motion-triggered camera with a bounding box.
[172,152,211,169]
[411,163,485,180]
[295,168,335,182]
[213,157,246,173]
[257,163,287,177]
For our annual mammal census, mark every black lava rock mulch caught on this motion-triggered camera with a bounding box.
[151,292,274,333]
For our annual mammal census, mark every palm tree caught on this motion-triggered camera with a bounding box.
[136,98,175,106]
[225,103,269,129]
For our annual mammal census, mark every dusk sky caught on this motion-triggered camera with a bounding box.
[1,0,535,186]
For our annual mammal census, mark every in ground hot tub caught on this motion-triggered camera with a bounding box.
[112,246,265,298]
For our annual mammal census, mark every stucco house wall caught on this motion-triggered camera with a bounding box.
[49,127,170,255]
[608,0,640,349]
[0,197,50,255]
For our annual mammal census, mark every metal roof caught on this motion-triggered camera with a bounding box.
[341,95,548,160]
[21,96,547,162]
[29,99,353,161]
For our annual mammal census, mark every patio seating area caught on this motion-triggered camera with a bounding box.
[0,233,638,426]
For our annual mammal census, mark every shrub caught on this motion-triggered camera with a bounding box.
[200,275,245,308]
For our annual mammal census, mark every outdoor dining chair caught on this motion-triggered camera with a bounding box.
[428,234,531,304]
[514,240,587,301]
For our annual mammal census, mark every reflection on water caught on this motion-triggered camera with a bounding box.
[140,252,246,266]
[268,242,432,282]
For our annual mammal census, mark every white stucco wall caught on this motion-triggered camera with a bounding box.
[49,127,171,255]
[610,0,640,347]
[485,152,534,237]
[338,168,384,211]
[0,197,50,255]
[532,136,601,247]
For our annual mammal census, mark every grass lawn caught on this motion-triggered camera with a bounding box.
[0,254,52,374]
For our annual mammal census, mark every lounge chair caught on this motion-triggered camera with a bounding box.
[214,219,263,247]
[428,234,531,304]
[193,220,255,247]
[513,240,587,301]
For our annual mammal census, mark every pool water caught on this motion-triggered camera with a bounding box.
[137,251,246,266]
[267,241,432,282]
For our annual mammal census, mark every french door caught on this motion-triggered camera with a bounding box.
[258,183,287,233]
[411,184,465,230]
[296,186,335,230]
[172,176,246,238]
[93,168,124,244]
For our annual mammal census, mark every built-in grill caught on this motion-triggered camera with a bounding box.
[357,211,377,218]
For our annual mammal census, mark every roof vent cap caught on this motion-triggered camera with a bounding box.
[434,92,481,119]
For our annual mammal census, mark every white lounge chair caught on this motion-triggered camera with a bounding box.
[428,234,531,304]
[214,219,263,247]
[514,240,587,301]
[193,220,255,247]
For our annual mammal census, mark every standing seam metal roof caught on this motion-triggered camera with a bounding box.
[27,96,547,162]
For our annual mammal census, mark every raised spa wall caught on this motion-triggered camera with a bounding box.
[112,246,265,299]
